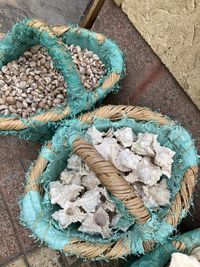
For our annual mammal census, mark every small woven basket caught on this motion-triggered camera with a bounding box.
[0,19,124,141]
[21,105,198,260]
[132,228,200,267]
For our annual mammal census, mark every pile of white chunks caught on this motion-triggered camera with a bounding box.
[49,126,175,239]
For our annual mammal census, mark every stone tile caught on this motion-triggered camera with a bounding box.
[0,193,21,265]
[0,136,40,162]
[92,0,161,106]
[4,256,27,267]
[66,256,124,267]
[135,67,200,152]
[0,136,40,252]
[78,260,124,267]
[0,0,90,33]
[14,224,38,254]
[27,247,65,267]
[65,255,80,266]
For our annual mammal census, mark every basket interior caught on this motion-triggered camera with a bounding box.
[35,117,197,244]
[60,26,124,76]
[0,20,124,121]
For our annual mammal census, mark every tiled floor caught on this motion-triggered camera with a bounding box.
[0,0,90,32]
[0,0,199,266]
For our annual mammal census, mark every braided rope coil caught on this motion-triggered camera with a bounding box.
[25,105,198,259]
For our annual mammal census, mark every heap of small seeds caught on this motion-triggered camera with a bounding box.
[0,44,106,118]
[67,44,106,90]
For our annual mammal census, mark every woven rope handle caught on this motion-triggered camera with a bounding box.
[73,138,150,224]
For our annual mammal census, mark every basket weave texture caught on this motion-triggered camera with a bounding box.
[21,105,198,259]
[0,19,124,141]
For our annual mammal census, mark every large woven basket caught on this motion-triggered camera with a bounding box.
[0,19,124,141]
[21,105,198,260]
[132,228,200,267]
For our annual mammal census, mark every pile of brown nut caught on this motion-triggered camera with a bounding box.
[0,45,106,118]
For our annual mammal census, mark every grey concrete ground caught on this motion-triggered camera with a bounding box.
[0,0,90,32]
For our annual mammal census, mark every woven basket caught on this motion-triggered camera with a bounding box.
[21,105,198,260]
[0,19,124,141]
[131,228,200,267]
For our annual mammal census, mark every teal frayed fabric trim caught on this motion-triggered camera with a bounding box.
[0,19,125,142]
[128,214,174,255]
[110,195,136,234]
[130,228,200,267]
[20,116,198,258]
[174,228,200,253]
[129,242,178,267]
[20,191,69,250]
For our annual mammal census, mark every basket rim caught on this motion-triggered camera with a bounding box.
[0,20,123,131]
[132,228,200,266]
[23,105,198,259]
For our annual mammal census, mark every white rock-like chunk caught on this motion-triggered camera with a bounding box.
[104,128,113,138]
[109,143,124,168]
[191,247,200,262]
[153,141,175,178]
[60,183,83,202]
[133,182,145,198]
[81,171,100,190]
[114,127,136,147]
[60,170,82,185]
[123,172,138,184]
[110,213,121,228]
[142,179,170,209]
[169,252,200,267]
[49,181,83,208]
[97,187,117,212]
[116,149,142,172]
[86,126,104,145]
[94,137,118,160]
[78,207,111,238]
[99,186,113,202]
[67,154,82,171]
[52,206,86,228]
[131,133,157,156]
[76,187,101,212]
[100,200,116,213]
[131,132,175,178]
[136,157,162,186]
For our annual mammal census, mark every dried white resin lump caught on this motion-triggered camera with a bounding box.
[50,126,175,238]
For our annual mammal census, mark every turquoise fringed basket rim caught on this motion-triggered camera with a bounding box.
[131,228,200,267]
[0,19,125,141]
[20,105,198,260]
